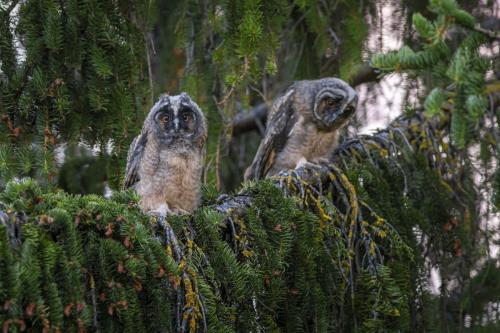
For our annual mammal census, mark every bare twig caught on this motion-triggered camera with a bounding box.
[89,274,100,332]
[145,34,154,106]
[474,23,500,39]
[231,103,269,136]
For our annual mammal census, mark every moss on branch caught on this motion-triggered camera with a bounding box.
[1,108,464,332]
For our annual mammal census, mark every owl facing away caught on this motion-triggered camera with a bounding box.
[123,93,207,214]
[245,78,358,180]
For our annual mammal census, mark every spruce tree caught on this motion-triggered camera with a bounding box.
[1,0,499,332]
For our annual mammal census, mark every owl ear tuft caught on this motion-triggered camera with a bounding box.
[179,92,191,101]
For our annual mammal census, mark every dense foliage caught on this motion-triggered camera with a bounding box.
[372,2,500,330]
[0,0,152,189]
[0,175,411,332]
[1,0,499,332]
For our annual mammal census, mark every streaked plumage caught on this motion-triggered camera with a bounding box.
[124,93,207,213]
[245,78,358,180]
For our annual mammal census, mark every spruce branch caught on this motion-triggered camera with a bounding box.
[474,23,500,40]
[0,101,494,331]
[223,110,447,214]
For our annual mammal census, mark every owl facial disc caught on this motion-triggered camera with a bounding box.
[312,79,358,130]
[148,93,204,146]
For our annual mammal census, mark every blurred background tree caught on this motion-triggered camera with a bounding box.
[1,0,500,332]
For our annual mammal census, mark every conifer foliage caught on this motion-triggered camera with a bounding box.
[0,0,151,188]
[1,0,500,332]
[0,174,410,332]
[371,0,491,149]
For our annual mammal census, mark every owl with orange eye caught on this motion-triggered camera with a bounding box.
[123,93,207,214]
[245,78,358,180]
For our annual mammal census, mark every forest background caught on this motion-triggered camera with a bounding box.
[1,0,500,332]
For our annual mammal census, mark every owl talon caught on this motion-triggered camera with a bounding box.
[147,204,190,219]
[295,157,317,170]
[313,157,331,165]
[147,204,171,218]
[295,157,308,169]
[170,208,190,215]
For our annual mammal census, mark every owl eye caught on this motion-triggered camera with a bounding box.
[326,97,337,107]
[160,115,170,123]
[181,112,191,122]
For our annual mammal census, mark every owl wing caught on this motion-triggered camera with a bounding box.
[245,89,296,180]
[123,133,148,189]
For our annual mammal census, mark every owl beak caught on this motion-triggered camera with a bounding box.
[328,103,356,128]
[173,118,180,132]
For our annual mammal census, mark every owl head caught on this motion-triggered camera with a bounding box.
[294,77,358,130]
[144,93,207,148]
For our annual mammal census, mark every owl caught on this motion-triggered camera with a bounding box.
[123,93,207,214]
[245,77,358,180]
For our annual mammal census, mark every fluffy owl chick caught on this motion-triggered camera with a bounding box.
[245,77,357,180]
[123,93,207,214]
